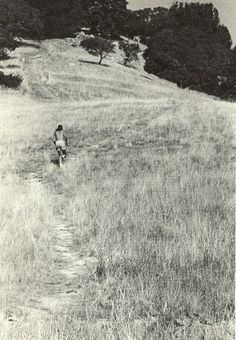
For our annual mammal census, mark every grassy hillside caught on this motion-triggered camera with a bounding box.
[12,38,182,100]
[0,38,235,339]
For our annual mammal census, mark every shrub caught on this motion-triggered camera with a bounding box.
[0,48,11,60]
[80,36,115,65]
[0,27,17,51]
[119,40,141,65]
[0,71,22,88]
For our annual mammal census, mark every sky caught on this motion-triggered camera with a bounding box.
[128,0,236,46]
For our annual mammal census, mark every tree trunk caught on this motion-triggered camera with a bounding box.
[98,54,103,65]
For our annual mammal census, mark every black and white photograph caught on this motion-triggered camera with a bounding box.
[0,0,235,339]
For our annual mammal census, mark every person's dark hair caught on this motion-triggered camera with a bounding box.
[58,124,63,131]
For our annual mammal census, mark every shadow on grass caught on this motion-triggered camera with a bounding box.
[79,59,109,67]
[118,62,137,70]
[50,158,69,167]
[0,56,18,61]
[141,75,153,81]
[50,159,59,166]
[0,57,11,62]
[0,65,21,69]
[8,65,20,69]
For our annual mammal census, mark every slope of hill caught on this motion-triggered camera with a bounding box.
[0,1,234,100]
[0,39,235,339]
[10,37,180,101]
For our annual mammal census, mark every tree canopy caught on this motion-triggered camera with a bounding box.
[27,0,128,39]
[80,36,115,64]
[0,0,42,39]
[119,40,141,65]
[81,0,128,38]
[143,2,234,98]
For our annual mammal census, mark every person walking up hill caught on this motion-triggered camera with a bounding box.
[53,124,68,159]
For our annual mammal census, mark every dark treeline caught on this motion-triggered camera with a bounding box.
[138,3,235,99]
[0,0,235,99]
[0,0,128,41]
[26,0,128,39]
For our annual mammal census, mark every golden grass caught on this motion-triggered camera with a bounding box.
[0,101,55,329]
[45,100,234,337]
[0,175,54,283]
[0,38,235,339]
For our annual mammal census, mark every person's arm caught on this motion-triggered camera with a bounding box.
[53,131,56,144]
[64,132,68,146]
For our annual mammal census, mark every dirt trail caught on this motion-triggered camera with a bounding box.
[0,169,98,338]
[25,174,98,316]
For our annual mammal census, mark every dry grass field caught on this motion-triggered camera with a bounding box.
[0,38,235,339]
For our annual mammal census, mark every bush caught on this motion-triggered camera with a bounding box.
[0,48,11,60]
[80,36,115,65]
[0,28,17,51]
[0,71,22,88]
[119,40,141,65]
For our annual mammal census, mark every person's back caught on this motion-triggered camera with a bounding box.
[54,129,65,142]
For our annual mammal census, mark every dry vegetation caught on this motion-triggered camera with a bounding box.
[0,39,235,339]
